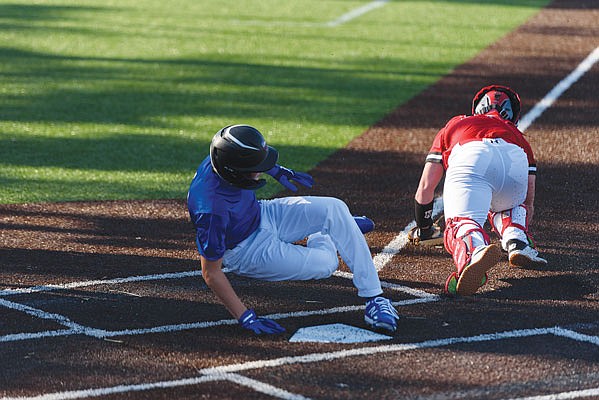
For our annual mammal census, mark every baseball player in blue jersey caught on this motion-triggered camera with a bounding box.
[188,124,400,335]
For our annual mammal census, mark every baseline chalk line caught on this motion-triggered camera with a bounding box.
[5,325,597,400]
[518,46,599,132]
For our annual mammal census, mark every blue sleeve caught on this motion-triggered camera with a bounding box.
[194,213,228,261]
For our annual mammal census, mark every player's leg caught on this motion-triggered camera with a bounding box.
[261,196,399,332]
[487,142,547,268]
[488,206,528,249]
[223,227,340,281]
[443,141,502,295]
[488,206,547,268]
[443,217,501,296]
[487,141,529,249]
[260,196,384,298]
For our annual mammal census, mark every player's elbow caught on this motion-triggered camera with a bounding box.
[200,257,223,287]
[201,266,215,286]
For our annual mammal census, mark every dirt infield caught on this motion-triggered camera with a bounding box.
[1,1,598,399]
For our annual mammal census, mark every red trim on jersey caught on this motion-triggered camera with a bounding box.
[426,111,536,171]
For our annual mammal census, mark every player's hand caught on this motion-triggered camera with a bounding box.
[266,165,313,192]
[238,309,286,335]
[408,223,444,246]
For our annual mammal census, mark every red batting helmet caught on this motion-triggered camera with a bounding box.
[472,85,521,124]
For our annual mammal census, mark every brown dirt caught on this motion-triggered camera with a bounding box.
[1,1,598,398]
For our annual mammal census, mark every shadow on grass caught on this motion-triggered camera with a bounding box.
[0,47,443,127]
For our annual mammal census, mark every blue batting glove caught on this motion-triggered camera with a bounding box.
[266,164,314,192]
[238,309,286,335]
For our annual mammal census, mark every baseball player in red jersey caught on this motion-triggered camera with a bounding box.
[413,85,547,296]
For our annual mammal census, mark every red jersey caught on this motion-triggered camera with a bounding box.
[426,110,536,174]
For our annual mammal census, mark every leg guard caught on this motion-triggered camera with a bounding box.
[444,217,498,296]
[489,205,546,268]
[488,205,530,251]
[444,217,490,275]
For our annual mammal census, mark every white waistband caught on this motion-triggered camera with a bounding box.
[481,138,506,144]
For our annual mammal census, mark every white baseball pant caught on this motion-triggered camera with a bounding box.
[222,196,383,298]
[443,138,529,249]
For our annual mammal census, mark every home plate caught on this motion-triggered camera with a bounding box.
[289,323,393,343]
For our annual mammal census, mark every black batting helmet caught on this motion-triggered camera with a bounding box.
[472,85,521,124]
[209,124,278,190]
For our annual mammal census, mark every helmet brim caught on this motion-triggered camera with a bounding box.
[236,145,279,172]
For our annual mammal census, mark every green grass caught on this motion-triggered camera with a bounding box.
[0,0,550,203]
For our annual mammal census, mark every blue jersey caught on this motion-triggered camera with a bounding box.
[187,156,261,260]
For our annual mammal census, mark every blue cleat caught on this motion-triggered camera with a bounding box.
[364,296,400,333]
[354,216,375,234]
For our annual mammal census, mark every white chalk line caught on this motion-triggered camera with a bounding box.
[0,298,106,338]
[0,223,440,343]
[0,223,441,342]
[550,327,599,346]
[0,296,438,343]
[332,270,439,299]
[2,44,598,400]
[373,197,444,271]
[326,0,389,27]
[231,0,389,28]
[3,326,598,400]
[506,387,599,400]
[224,373,311,400]
[5,41,594,345]
[0,329,78,343]
[518,46,599,132]
[0,270,202,296]
[1,268,436,300]
[0,372,311,400]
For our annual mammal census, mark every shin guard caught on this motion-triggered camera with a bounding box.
[444,217,493,295]
[488,205,531,250]
[444,217,489,274]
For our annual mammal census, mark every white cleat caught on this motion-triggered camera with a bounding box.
[509,245,547,268]
[456,244,501,296]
